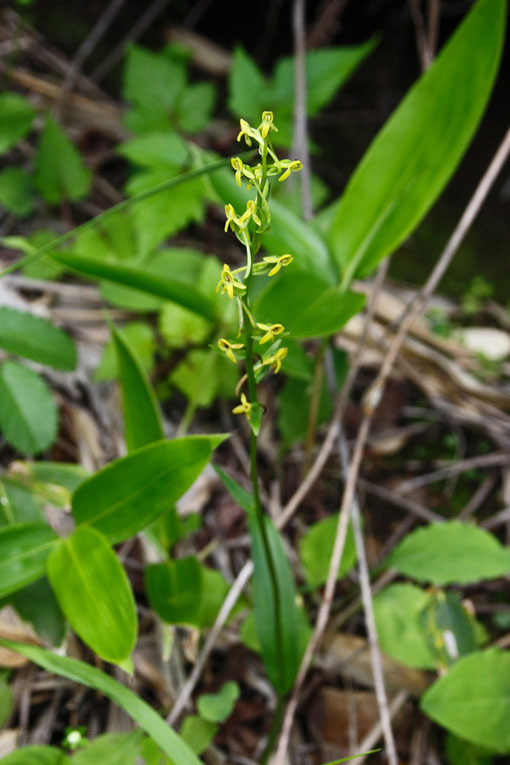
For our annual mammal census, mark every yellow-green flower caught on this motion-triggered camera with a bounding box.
[263,254,293,276]
[239,199,262,228]
[278,159,303,182]
[262,347,288,374]
[218,338,244,364]
[258,111,278,139]
[216,263,246,300]
[257,322,284,345]
[224,203,238,233]
[232,392,252,419]
[237,118,256,146]
[231,157,244,187]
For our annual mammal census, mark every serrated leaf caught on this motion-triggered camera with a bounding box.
[0,361,58,455]
[373,583,435,669]
[386,521,510,585]
[328,0,506,287]
[72,436,226,543]
[47,526,137,664]
[0,167,34,216]
[421,649,510,753]
[0,639,203,765]
[0,522,58,598]
[112,325,164,451]
[0,93,35,155]
[34,116,91,203]
[124,45,186,115]
[0,307,77,370]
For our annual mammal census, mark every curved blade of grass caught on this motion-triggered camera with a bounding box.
[0,154,245,279]
[0,639,203,765]
[323,752,380,764]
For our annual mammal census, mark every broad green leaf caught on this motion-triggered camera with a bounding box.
[0,307,77,370]
[228,47,266,126]
[421,590,478,670]
[146,557,201,625]
[299,514,356,588]
[179,715,217,756]
[0,522,57,598]
[118,131,190,168]
[0,479,43,525]
[124,45,186,117]
[197,681,240,723]
[256,272,365,338]
[196,565,232,629]
[34,116,91,203]
[176,82,216,133]
[248,512,302,694]
[328,0,506,287]
[72,436,226,543]
[10,577,66,646]
[50,252,216,321]
[0,639,203,765]
[0,167,34,216]
[445,733,494,765]
[421,649,510,753]
[0,93,35,155]
[0,361,58,455]
[73,731,144,765]
[386,521,510,585]
[112,326,164,451]
[47,526,137,664]
[373,583,435,669]
[95,322,155,381]
[0,747,68,764]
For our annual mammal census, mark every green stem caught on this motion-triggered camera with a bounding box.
[260,695,284,765]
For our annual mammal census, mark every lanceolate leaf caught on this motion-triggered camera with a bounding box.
[112,326,164,451]
[47,527,137,664]
[72,436,226,543]
[0,523,58,598]
[0,639,203,765]
[0,362,58,456]
[328,0,506,288]
[0,307,77,370]
[51,252,216,321]
[421,649,510,753]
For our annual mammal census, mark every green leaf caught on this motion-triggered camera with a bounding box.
[95,322,155,382]
[10,577,66,646]
[0,307,77,370]
[421,649,510,753]
[22,461,89,497]
[248,513,302,694]
[170,350,237,409]
[73,731,144,765]
[176,82,216,133]
[50,252,216,321]
[256,272,365,338]
[0,747,68,764]
[124,45,186,117]
[118,131,190,168]
[386,521,510,585]
[328,0,506,287]
[0,479,43,525]
[0,639,203,765]
[197,681,240,723]
[420,590,478,670]
[146,557,202,626]
[196,565,232,629]
[0,522,58,598]
[47,526,137,663]
[34,116,91,203]
[72,436,226,543]
[179,715,217,756]
[278,377,332,450]
[373,583,435,669]
[2,230,67,280]
[0,361,58,455]
[0,676,13,728]
[445,733,494,765]
[0,93,35,155]
[299,514,356,588]
[228,47,267,125]
[112,326,164,451]
[0,167,34,216]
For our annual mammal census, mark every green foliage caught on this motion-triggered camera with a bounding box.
[421,649,510,753]
[95,322,156,381]
[72,436,225,543]
[0,639,203,765]
[374,583,435,669]
[0,92,35,155]
[0,522,57,598]
[445,733,494,765]
[0,307,77,370]
[326,0,505,287]
[34,116,91,203]
[0,167,34,216]
[386,521,510,585]
[197,681,240,723]
[0,361,58,455]
[146,557,201,625]
[0,747,68,764]
[179,715,217,756]
[0,676,13,728]
[229,43,375,147]
[10,577,66,646]
[47,527,137,664]
[72,731,143,765]
[299,514,356,588]
[420,590,479,671]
